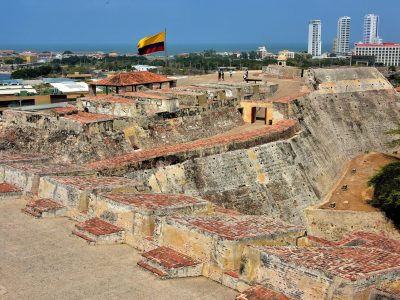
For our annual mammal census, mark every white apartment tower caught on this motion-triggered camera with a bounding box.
[308,20,322,57]
[363,14,382,44]
[336,16,351,56]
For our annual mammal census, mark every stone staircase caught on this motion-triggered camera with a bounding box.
[72,217,125,245]
[137,246,203,279]
[22,198,66,218]
[0,183,22,200]
[236,285,292,300]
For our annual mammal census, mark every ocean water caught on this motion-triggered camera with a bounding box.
[0,42,333,55]
[0,74,11,80]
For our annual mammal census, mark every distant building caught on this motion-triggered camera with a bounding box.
[354,43,400,66]
[308,20,322,57]
[332,38,337,54]
[336,16,351,56]
[277,54,287,66]
[256,46,274,59]
[363,14,382,44]
[20,51,38,64]
[66,72,92,81]
[278,50,295,59]
[132,65,160,72]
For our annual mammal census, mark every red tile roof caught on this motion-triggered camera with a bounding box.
[75,217,123,236]
[122,91,171,100]
[89,71,175,86]
[0,183,22,193]
[81,95,136,104]
[85,119,299,172]
[63,112,117,123]
[53,105,78,115]
[100,193,208,213]
[257,245,400,281]
[141,246,201,269]
[236,286,292,300]
[168,215,304,241]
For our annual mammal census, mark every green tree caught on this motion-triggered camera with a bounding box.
[368,161,400,228]
[386,123,400,148]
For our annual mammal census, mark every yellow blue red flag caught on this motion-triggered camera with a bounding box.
[137,31,165,55]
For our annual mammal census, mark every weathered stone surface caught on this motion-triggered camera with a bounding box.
[72,217,125,244]
[1,162,95,194]
[92,193,210,250]
[138,246,203,279]
[155,214,305,282]
[124,77,400,225]
[240,243,400,299]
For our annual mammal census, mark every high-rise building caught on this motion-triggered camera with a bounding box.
[354,43,400,66]
[308,20,322,57]
[336,16,351,56]
[363,14,382,44]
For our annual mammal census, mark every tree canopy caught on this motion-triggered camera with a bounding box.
[368,161,400,228]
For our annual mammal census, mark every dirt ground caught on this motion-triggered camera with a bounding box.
[176,70,305,100]
[0,198,236,300]
[321,152,399,212]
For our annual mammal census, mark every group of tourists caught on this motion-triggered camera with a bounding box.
[218,69,234,81]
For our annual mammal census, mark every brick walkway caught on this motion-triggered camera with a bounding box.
[86,119,299,172]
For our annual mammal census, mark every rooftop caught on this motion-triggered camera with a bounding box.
[46,176,137,191]
[88,71,175,87]
[0,153,48,164]
[100,193,208,214]
[236,285,292,300]
[309,231,400,253]
[0,183,22,194]
[4,162,92,176]
[356,43,400,47]
[122,91,171,100]
[257,245,400,281]
[168,215,304,241]
[63,112,118,124]
[85,119,298,172]
[81,95,136,104]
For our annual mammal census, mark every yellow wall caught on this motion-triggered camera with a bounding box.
[240,101,273,124]
[0,95,51,112]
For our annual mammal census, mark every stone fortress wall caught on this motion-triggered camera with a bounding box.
[1,67,400,299]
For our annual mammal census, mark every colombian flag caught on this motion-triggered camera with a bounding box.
[137,31,165,55]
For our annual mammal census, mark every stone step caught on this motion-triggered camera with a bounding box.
[137,246,202,279]
[0,183,22,200]
[236,285,292,300]
[21,206,41,218]
[72,217,125,245]
[22,198,66,218]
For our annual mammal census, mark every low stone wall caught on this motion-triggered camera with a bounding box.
[239,245,399,300]
[132,105,244,149]
[304,207,400,241]
[155,215,304,282]
[262,65,303,78]
[0,110,132,163]
[87,120,300,176]
[306,67,394,93]
[92,193,210,250]
[3,110,130,135]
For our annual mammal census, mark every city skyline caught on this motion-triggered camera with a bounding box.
[1,0,399,47]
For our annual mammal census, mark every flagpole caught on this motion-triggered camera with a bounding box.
[165,27,168,69]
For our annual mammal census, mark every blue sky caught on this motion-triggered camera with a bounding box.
[1,0,399,46]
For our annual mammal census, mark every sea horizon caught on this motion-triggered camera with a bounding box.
[0,42,334,55]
